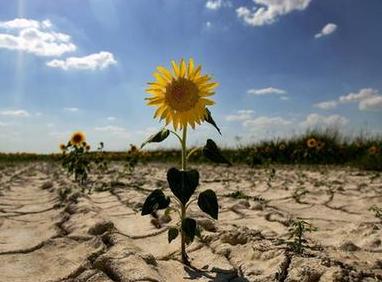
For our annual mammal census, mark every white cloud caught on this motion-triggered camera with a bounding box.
[205,21,212,28]
[94,125,129,141]
[63,107,79,112]
[46,51,116,70]
[106,116,116,121]
[0,18,76,56]
[280,96,290,101]
[205,0,230,10]
[339,88,378,103]
[206,0,222,10]
[300,113,348,128]
[94,125,127,133]
[315,23,337,38]
[236,0,311,27]
[0,18,52,30]
[314,100,338,110]
[0,109,30,117]
[243,116,292,129]
[359,95,382,111]
[338,88,382,111]
[226,110,254,121]
[248,87,287,96]
[136,127,159,137]
[315,88,382,112]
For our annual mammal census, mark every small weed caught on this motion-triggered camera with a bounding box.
[226,191,251,200]
[253,195,267,204]
[94,142,108,174]
[58,186,72,202]
[125,144,140,173]
[287,218,318,254]
[369,205,382,220]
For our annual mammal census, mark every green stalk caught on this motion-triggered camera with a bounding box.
[180,125,189,265]
[181,126,187,171]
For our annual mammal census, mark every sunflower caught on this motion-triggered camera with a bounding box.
[85,145,91,151]
[368,145,379,155]
[279,143,286,151]
[146,58,218,130]
[59,144,66,151]
[306,138,317,148]
[70,131,86,146]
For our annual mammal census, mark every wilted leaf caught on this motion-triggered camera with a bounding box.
[182,217,197,244]
[168,227,179,243]
[198,189,219,220]
[141,128,170,148]
[203,139,232,165]
[167,167,199,205]
[141,189,170,216]
[205,108,221,135]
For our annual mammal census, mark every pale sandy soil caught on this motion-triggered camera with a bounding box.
[0,162,381,282]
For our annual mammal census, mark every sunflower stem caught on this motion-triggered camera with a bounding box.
[180,125,189,265]
[181,126,187,171]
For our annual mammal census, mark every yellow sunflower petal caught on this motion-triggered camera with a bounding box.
[199,82,218,91]
[154,105,167,119]
[190,65,201,79]
[195,74,211,84]
[153,72,168,85]
[179,59,186,77]
[171,60,180,77]
[187,58,194,78]
[147,82,165,90]
[146,97,165,106]
[200,98,215,106]
[200,91,215,97]
[146,88,165,96]
[156,66,173,81]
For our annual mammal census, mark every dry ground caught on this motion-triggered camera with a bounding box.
[0,162,381,282]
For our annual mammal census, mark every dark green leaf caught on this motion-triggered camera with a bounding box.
[204,108,221,135]
[167,167,199,205]
[182,217,197,244]
[141,189,170,216]
[198,189,219,220]
[141,128,170,148]
[203,139,232,165]
[168,227,179,243]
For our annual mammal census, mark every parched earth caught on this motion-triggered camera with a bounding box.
[0,162,381,282]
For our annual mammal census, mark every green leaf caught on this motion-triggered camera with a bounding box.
[182,217,197,244]
[141,128,170,148]
[141,189,170,216]
[168,227,179,243]
[203,139,232,165]
[198,189,219,220]
[204,108,221,135]
[167,167,199,205]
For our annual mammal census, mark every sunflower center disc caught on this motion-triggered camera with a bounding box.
[166,78,200,112]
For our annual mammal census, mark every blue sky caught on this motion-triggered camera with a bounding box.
[0,0,381,153]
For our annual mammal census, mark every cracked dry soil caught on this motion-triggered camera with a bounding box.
[0,162,381,282]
